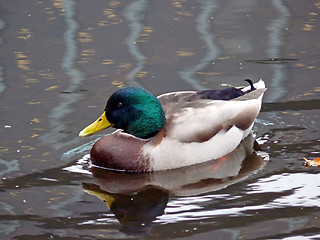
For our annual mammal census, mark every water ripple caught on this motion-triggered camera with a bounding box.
[179,0,221,90]
[248,172,320,207]
[153,171,320,224]
[39,0,85,150]
[0,17,5,95]
[267,0,291,102]
[123,0,149,86]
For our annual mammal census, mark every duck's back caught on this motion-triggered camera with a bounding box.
[144,80,267,171]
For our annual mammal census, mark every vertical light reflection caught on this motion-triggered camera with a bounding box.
[0,18,5,95]
[40,0,84,150]
[61,0,84,88]
[123,0,149,86]
[267,0,291,102]
[0,201,20,236]
[0,159,19,179]
[37,2,87,223]
[179,0,221,90]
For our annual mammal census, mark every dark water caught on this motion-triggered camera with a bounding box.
[0,0,320,239]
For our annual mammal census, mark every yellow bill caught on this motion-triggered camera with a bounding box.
[79,111,113,137]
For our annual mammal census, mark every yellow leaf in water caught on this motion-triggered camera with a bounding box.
[25,78,38,83]
[102,59,115,65]
[303,24,314,31]
[218,56,230,60]
[143,26,153,33]
[118,63,131,68]
[112,80,124,87]
[0,148,9,152]
[198,72,221,75]
[303,157,320,167]
[136,71,148,78]
[28,101,41,105]
[45,85,59,91]
[176,11,193,16]
[176,50,194,57]
[31,118,40,123]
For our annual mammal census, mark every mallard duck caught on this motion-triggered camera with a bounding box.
[83,134,268,196]
[79,79,266,172]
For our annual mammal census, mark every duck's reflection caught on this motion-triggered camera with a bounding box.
[83,183,169,234]
[82,134,268,234]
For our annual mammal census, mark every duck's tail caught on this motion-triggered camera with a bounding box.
[244,79,255,92]
[236,79,267,101]
[241,79,265,93]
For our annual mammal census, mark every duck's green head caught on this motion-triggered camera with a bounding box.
[79,87,166,139]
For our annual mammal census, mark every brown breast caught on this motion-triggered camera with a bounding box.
[90,131,151,172]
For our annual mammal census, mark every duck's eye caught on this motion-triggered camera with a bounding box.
[117,102,123,108]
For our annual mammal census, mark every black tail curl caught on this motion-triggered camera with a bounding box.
[196,79,256,101]
[244,79,256,92]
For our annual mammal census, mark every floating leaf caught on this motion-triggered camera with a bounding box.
[31,118,40,123]
[45,85,59,91]
[303,157,320,167]
[28,101,41,105]
[176,11,193,16]
[176,50,194,57]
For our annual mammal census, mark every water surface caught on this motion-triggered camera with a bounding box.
[0,1,320,239]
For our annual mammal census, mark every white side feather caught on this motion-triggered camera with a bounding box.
[143,79,266,171]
